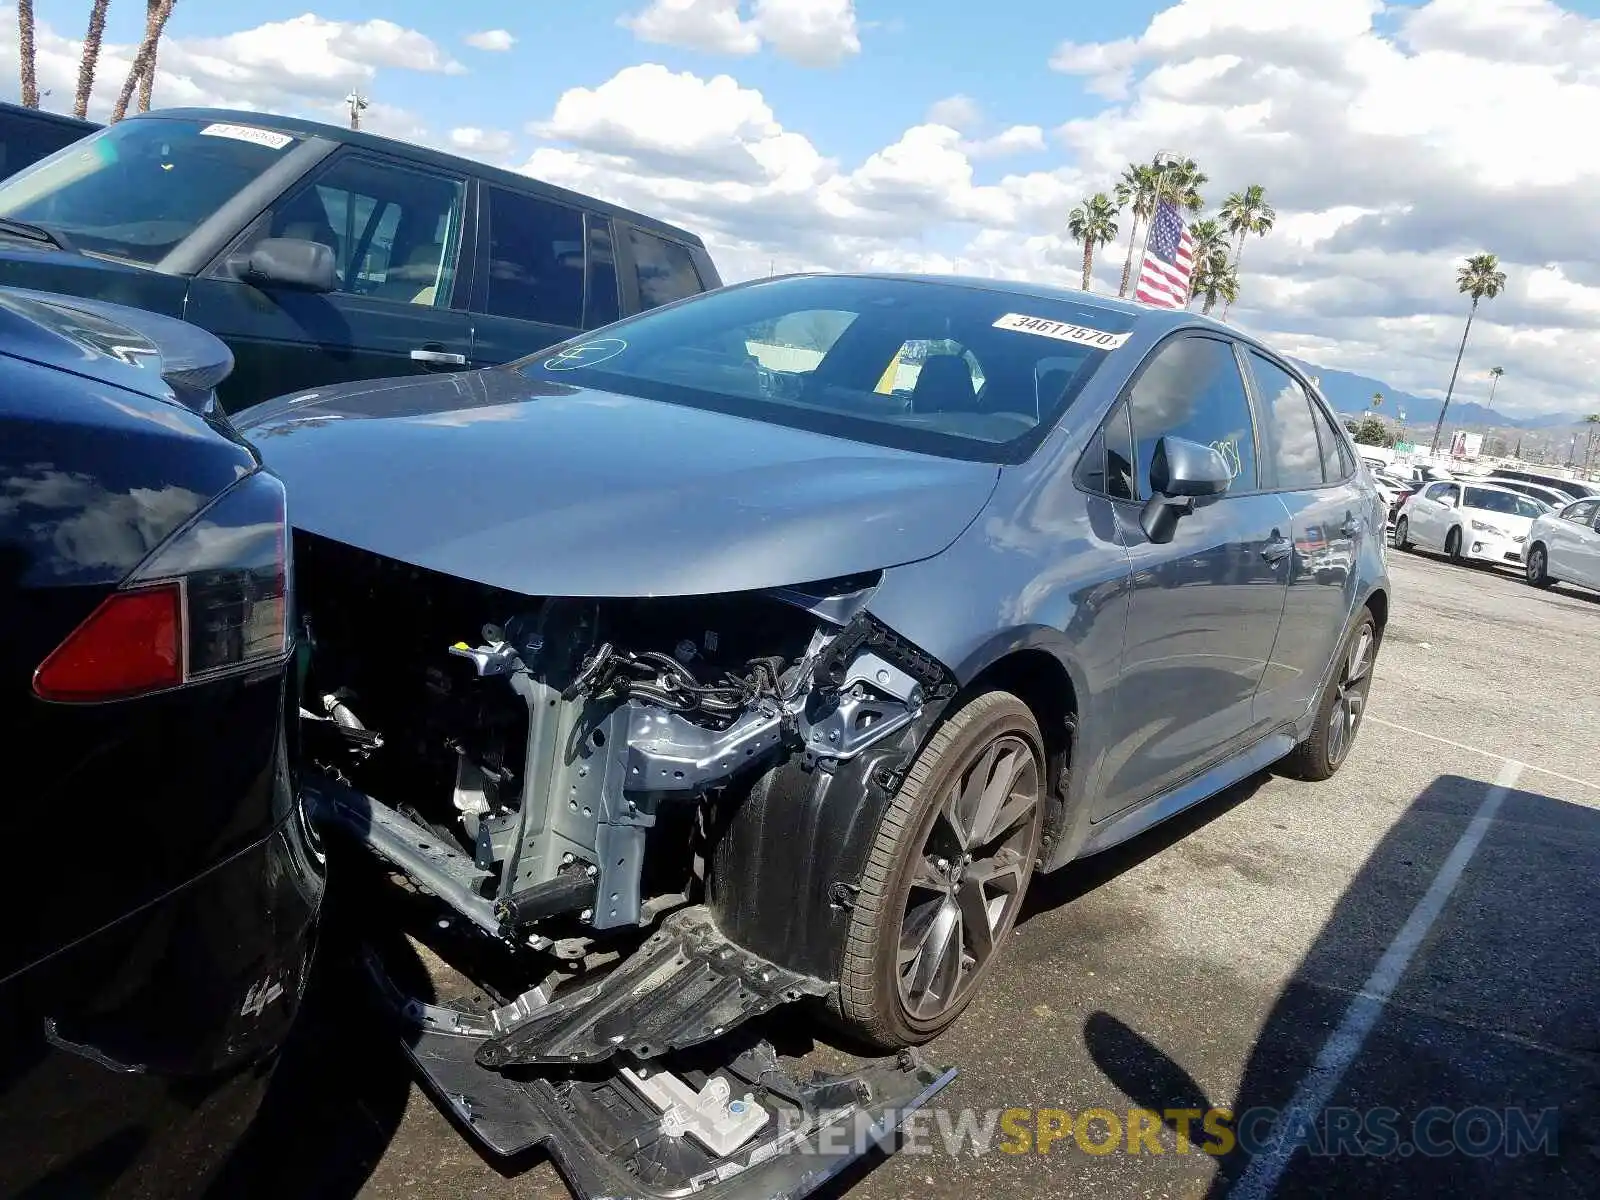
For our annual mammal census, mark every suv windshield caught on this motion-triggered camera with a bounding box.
[1464,487,1546,518]
[514,275,1135,463]
[0,117,301,265]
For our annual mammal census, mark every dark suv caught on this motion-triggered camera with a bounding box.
[0,108,721,410]
[0,101,98,180]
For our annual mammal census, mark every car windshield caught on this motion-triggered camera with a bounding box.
[1464,487,1546,518]
[513,275,1135,463]
[0,117,301,265]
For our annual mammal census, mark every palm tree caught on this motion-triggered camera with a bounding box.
[1585,413,1600,478]
[73,0,111,119]
[112,0,177,121]
[1165,157,1208,214]
[1371,391,1384,411]
[1219,185,1275,319]
[1114,163,1159,298]
[1190,250,1238,317]
[1066,192,1119,291]
[1484,365,1504,423]
[17,0,39,108]
[1429,253,1507,456]
[1184,218,1228,306]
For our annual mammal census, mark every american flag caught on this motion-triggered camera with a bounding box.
[1135,199,1196,309]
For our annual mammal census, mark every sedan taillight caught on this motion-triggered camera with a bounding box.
[33,471,290,703]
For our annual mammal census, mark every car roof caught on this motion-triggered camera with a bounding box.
[0,100,100,131]
[127,108,706,247]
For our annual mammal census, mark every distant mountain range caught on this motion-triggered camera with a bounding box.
[1294,361,1589,431]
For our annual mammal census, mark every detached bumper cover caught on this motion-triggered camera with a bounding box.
[364,949,955,1200]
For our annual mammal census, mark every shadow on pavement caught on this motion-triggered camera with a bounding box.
[1080,774,1600,1198]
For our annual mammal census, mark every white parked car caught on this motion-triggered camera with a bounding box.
[1524,496,1600,593]
[1393,480,1550,566]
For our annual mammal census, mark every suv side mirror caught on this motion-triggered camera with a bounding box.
[1140,435,1233,544]
[245,237,337,294]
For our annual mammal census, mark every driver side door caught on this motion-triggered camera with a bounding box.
[188,150,474,411]
[1095,334,1293,820]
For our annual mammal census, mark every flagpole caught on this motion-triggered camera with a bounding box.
[1133,149,1179,304]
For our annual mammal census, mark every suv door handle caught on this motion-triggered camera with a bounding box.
[1341,515,1364,537]
[411,347,467,367]
[1262,535,1293,564]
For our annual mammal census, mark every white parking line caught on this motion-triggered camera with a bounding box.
[1228,757,1526,1200]
[1367,715,1600,793]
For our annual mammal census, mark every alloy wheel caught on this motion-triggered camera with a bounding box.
[1326,624,1375,769]
[1527,546,1546,585]
[896,735,1041,1023]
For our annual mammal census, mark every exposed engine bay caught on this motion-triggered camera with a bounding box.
[293,531,958,1197]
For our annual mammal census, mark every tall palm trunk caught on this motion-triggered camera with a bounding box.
[1081,243,1094,291]
[17,0,39,108]
[1221,231,1247,319]
[1118,215,1141,298]
[1430,298,1478,456]
[113,0,175,122]
[73,0,111,119]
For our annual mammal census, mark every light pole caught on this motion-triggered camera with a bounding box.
[346,90,369,130]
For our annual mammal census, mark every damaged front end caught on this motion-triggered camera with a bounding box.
[294,532,958,1197]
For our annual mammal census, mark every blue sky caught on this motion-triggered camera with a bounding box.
[9,0,1600,420]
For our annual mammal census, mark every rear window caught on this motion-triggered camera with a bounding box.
[0,117,299,265]
[515,275,1136,463]
[1463,487,1546,519]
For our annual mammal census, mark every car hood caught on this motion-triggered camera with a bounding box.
[235,369,1000,598]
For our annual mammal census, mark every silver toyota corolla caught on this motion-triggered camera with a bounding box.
[237,272,1390,1199]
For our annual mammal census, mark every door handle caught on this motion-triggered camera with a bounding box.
[411,347,467,367]
[1341,515,1364,537]
[1261,536,1293,564]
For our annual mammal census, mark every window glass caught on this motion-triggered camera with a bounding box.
[0,117,90,182]
[1247,351,1323,491]
[1077,400,1135,499]
[268,156,463,307]
[1462,487,1545,519]
[514,274,1133,463]
[1310,399,1353,481]
[584,215,621,328]
[628,228,702,310]
[0,117,299,264]
[1126,336,1258,496]
[482,186,585,327]
[1563,499,1598,525]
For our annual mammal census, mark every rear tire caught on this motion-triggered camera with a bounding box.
[835,691,1045,1050]
[1525,543,1554,589]
[1394,516,1413,551]
[1279,610,1379,782]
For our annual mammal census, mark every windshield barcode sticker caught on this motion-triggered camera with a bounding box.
[199,123,294,150]
[992,313,1130,349]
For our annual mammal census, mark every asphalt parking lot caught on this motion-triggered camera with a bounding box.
[222,545,1600,1200]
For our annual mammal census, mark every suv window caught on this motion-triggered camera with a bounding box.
[0,116,299,265]
[585,216,621,328]
[1247,351,1324,491]
[269,156,464,307]
[1077,399,1136,500]
[628,228,702,310]
[1126,336,1258,497]
[1310,399,1354,480]
[1562,499,1599,525]
[483,186,585,328]
[0,115,91,181]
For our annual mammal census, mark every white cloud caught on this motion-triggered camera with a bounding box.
[449,126,515,157]
[925,94,982,130]
[464,29,517,52]
[963,124,1047,158]
[0,8,456,133]
[620,0,859,66]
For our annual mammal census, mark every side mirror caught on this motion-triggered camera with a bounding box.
[245,237,337,294]
[1140,435,1234,544]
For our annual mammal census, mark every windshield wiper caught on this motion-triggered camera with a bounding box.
[0,218,76,252]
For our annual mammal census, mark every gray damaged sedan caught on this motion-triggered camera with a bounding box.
[237,273,1390,1198]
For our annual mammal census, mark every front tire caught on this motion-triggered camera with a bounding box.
[1279,610,1379,782]
[1526,543,1554,589]
[836,691,1045,1049]
[1445,526,1463,563]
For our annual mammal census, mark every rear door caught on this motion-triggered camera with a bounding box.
[467,186,623,367]
[189,150,473,410]
[1244,350,1368,727]
[1095,333,1293,819]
